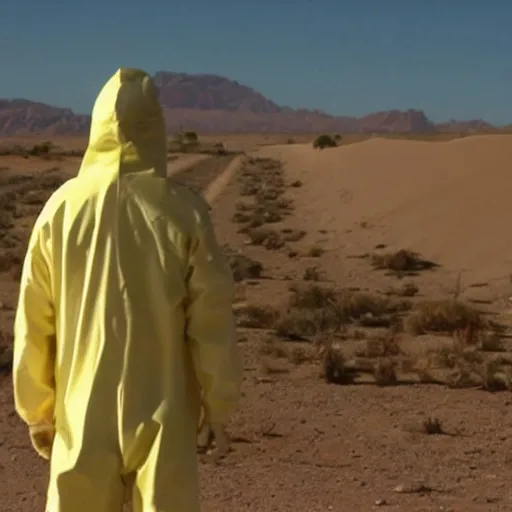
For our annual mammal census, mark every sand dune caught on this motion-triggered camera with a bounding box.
[260,135,512,284]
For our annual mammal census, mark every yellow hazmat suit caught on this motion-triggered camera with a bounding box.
[13,68,242,511]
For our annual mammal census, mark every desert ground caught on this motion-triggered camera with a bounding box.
[2,133,512,511]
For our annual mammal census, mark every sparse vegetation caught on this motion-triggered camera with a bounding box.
[404,299,484,337]
[237,305,277,329]
[371,249,437,274]
[313,134,337,150]
[422,417,444,435]
[322,344,355,384]
[308,246,324,257]
[303,266,321,281]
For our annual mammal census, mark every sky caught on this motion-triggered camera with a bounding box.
[1,1,512,125]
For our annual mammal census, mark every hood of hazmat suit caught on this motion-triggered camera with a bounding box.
[13,68,242,512]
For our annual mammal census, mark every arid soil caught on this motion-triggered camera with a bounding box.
[2,136,512,511]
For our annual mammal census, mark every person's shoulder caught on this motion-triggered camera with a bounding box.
[166,180,212,219]
[34,178,77,229]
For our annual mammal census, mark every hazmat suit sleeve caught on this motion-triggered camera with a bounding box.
[185,208,242,426]
[13,219,56,432]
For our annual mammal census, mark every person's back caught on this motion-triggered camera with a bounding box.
[12,68,242,512]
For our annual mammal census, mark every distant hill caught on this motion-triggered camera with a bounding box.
[0,72,503,136]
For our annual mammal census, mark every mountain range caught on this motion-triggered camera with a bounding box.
[0,71,504,136]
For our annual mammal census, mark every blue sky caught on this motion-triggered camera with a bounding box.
[1,1,511,124]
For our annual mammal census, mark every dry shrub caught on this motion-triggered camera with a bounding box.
[237,305,277,329]
[387,282,419,297]
[226,251,263,282]
[422,417,444,435]
[374,359,397,386]
[371,249,437,273]
[259,338,288,359]
[282,229,306,242]
[480,359,511,391]
[308,246,324,257]
[404,299,483,336]
[360,331,402,358]
[275,308,341,339]
[322,344,354,384]
[288,346,313,365]
[0,212,13,230]
[0,250,22,274]
[275,285,404,339]
[303,266,321,281]
[0,344,13,374]
[289,284,336,309]
[246,228,284,250]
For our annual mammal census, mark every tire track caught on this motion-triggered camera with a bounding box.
[171,155,237,196]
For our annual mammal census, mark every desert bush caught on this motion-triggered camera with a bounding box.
[289,284,337,309]
[404,299,483,336]
[237,305,277,329]
[371,249,437,273]
[183,131,198,142]
[275,308,342,338]
[0,342,13,374]
[0,212,13,229]
[29,141,54,156]
[322,344,354,384]
[259,338,288,358]
[247,228,284,250]
[281,229,306,242]
[422,417,444,435]
[308,246,324,257]
[373,359,397,386]
[303,266,321,281]
[313,134,337,149]
[0,250,23,276]
[226,251,263,282]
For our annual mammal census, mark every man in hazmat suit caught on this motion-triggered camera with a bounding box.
[12,68,242,512]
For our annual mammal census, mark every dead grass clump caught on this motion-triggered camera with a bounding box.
[260,359,289,375]
[478,330,504,352]
[481,359,511,391]
[303,266,321,281]
[0,250,22,273]
[337,290,396,323]
[232,212,252,224]
[227,252,263,282]
[360,331,402,358]
[275,308,341,339]
[0,212,13,230]
[237,305,277,329]
[404,299,483,337]
[387,282,419,297]
[288,346,314,365]
[259,338,288,359]
[282,229,306,242]
[289,284,336,309]
[374,359,397,386]
[322,344,354,384]
[235,201,253,212]
[275,286,405,339]
[371,249,437,273]
[422,417,444,435]
[308,246,324,257]
[247,228,284,250]
[0,344,13,374]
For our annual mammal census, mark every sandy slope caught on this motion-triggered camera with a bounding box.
[258,135,512,298]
